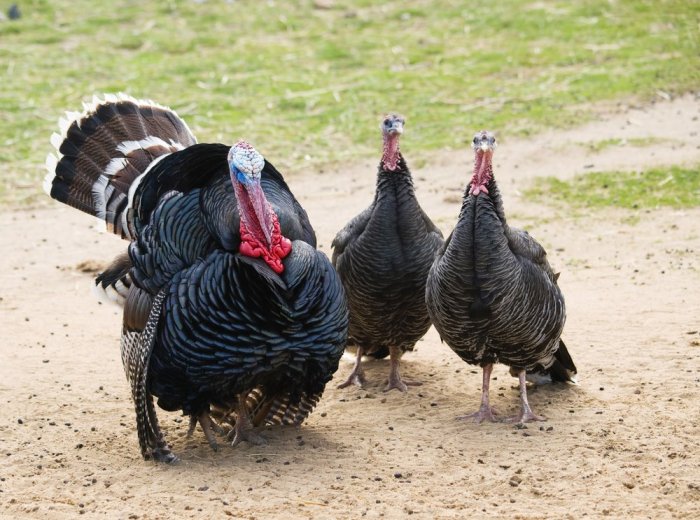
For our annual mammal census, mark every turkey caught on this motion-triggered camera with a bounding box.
[332,114,444,392]
[44,95,348,461]
[425,131,576,424]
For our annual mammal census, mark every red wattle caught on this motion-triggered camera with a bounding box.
[238,215,291,274]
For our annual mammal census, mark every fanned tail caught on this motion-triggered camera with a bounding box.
[211,387,323,430]
[44,94,197,239]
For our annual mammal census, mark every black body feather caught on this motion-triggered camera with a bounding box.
[332,154,443,369]
[426,173,575,380]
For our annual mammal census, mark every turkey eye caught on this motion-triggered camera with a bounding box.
[473,137,479,144]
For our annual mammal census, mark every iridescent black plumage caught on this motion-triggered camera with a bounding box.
[425,131,575,423]
[45,96,347,460]
[332,116,443,391]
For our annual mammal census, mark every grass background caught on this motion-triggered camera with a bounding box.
[527,165,700,210]
[0,0,698,205]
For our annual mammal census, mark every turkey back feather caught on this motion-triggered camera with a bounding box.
[44,94,197,239]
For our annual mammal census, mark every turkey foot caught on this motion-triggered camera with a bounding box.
[505,369,546,424]
[384,377,422,393]
[383,346,421,392]
[337,347,367,389]
[229,396,267,447]
[457,364,499,422]
[187,412,226,451]
[456,404,500,423]
[149,439,179,464]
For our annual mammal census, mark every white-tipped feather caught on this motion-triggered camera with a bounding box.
[42,170,55,196]
[117,136,174,155]
[92,280,127,307]
[92,175,109,220]
[43,154,58,195]
[103,157,129,178]
[94,219,108,233]
[126,153,170,211]
[50,132,63,151]
[120,208,132,241]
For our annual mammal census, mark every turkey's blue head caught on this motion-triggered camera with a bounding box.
[381,113,405,172]
[228,140,291,274]
[470,130,497,196]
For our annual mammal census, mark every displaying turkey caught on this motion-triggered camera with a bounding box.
[425,131,576,423]
[44,95,348,461]
[332,114,444,392]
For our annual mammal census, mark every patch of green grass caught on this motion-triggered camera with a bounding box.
[0,0,698,205]
[583,137,663,152]
[526,165,700,209]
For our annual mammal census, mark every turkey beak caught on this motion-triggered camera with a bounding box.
[388,121,404,135]
[480,142,491,153]
[245,181,273,245]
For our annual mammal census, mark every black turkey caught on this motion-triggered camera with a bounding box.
[45,95,348,461]
[425,131,576,423]
[332,114,443,392]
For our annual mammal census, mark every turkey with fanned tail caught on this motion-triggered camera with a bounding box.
[425,131,576,424]
[332,114,444,392]
[44,95,348,461]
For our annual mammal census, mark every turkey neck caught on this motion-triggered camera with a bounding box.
[381,133,401,172]
[372,159,430,243]
[443,174,516,285]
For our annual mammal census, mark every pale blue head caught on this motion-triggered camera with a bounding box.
[227,140,265,185]
[381,114,405,137]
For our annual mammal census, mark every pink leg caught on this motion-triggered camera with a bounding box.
[505,369,546,424]
[384,345,422,392]
[230,396,267,447]
[457,364,499,423]
[337,346,367,389]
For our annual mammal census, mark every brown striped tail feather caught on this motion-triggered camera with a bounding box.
[44,94,197,240]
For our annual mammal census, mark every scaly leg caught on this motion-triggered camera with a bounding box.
[457,364,499,423]
[384,345,422,392]
[506,369,546,424]
[186,412,227,451]
[230,395,267,447]
[337,346,367,389]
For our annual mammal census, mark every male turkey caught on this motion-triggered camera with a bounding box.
[44,95,348,461]
[425,131,576,423]
[332,114,443,392]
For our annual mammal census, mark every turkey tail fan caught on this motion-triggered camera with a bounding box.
[94,252,133,306]
[44,94,197,239]
[263,392,321,426]
[522,339,577,385]
[546,338,577,383]
[241,387,321,427]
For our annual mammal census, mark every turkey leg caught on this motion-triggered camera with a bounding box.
[337,346,367,389]
[506,369,546,424]
[187,411,226,451]
[457,363,499,423]
[230,395,267,447]
[384,345,422,392]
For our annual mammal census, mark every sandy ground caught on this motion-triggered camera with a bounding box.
[1,95,699,519]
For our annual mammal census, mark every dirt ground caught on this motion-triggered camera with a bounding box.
[1,95,699,519]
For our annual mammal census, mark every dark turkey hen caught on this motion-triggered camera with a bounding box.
[45,95,348,461]
[425,131,576,423]
[332,114,444,392]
